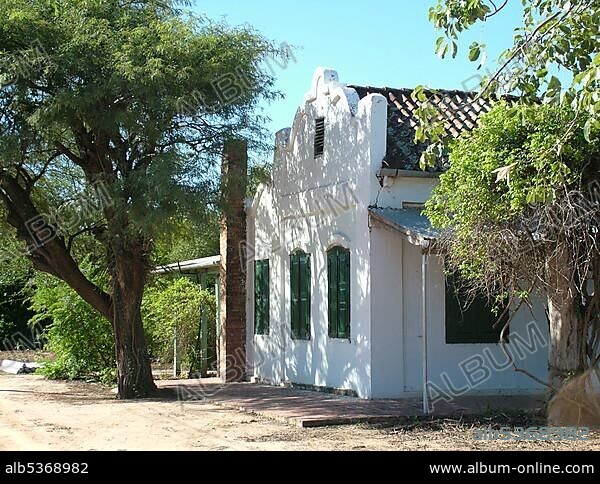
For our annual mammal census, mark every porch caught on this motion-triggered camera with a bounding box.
[157,379,545,428]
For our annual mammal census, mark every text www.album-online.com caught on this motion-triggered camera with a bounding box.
[430,463,595,475]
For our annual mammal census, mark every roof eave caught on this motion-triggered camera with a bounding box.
[377,168,441,179]
[369,209,437,248]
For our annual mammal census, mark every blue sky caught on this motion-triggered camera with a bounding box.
[193,1,523,150]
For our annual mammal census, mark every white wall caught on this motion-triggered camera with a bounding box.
[369,228,549,399]
[370,223,404,397]
[402,238,425,393]
[247,68,388,398]
[372,176,439,209]
[423,254,549,395]
[369,170,437,398]
[246,186,284,384]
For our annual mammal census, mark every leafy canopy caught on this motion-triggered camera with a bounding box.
[0,0,282,246]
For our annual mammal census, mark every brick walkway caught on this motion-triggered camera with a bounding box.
[157,379,545,428]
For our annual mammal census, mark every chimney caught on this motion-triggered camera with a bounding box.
[219,139,248,382]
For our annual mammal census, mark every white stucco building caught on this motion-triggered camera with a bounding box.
[245,68,549,405]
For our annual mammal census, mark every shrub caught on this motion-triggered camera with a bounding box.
[143,277,216,374]
[29,267,115,384]
[0,315,16,344]
[0,282,37,349]
[28,263,216,383]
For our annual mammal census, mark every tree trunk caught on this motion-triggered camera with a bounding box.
[547,247,585,392]
[110,245,156,399]
[112,295,156,399]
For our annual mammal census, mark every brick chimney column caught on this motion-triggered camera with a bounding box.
[219,139,248,382]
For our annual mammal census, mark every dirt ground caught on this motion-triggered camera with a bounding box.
[0,373,598,451]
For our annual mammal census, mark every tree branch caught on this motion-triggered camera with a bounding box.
[0,172,112,319]
[55,142,85,167]
[500,318,555,390]
[478,1,583,98]
[486,0,509,20]
[67,223,106,254]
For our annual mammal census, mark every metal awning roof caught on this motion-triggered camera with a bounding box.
[153,255,221,275]
[369,208,439,247]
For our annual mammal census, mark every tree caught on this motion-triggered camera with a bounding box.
[0,0,282,398]
[418,1,600,393]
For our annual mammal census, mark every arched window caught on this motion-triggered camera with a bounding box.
[290,250,311,340]
[327,246,350,339]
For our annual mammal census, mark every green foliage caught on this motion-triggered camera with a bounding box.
[0,0,283,235]
[0,282,36,347]
[153,211,220,265]
[430,0,599,109]
[27,266,217,382]
[0,315,16,343]
[426,102,599,281]
[247,161,273,196]
[29,266,115,383]
[143,277,216,372]
[0,218,36,346]
[0,214,32,286]
[153,160,272,266]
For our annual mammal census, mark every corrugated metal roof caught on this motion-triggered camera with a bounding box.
[369,208,439,247]
[153,255,221,275]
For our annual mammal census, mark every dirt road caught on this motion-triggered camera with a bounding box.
[0,374,598,451]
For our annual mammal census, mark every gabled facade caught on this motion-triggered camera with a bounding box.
[245,68,549,401]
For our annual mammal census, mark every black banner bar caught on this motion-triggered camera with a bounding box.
[0,451,597,481]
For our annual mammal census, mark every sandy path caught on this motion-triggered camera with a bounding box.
[0,374,393,451]
[0,374,598,451]
[0,375,287,451]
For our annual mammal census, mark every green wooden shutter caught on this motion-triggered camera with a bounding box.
[254,261,262,334]
[254,260,270,335]
[445,273,506,344]
[299,253,311,340]
[290,255,300,339]
[260,260,269,334]
[327,247,351,339]
[338,249,350,339]
[328,249,339,338]
[264,261,270,334]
